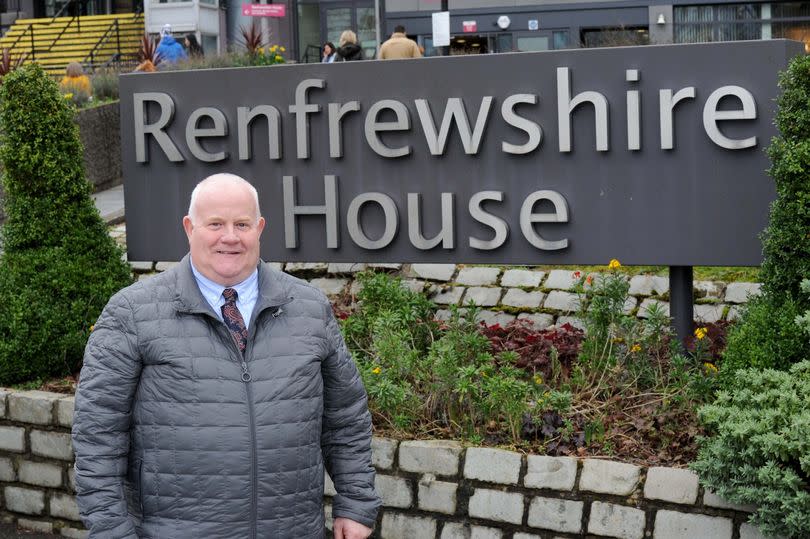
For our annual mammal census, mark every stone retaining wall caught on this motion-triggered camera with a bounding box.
[121,252,762,328]
[0,390,772,539]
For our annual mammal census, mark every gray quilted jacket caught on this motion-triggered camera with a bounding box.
[72,256,380,538]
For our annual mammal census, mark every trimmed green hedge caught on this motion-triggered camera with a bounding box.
[0,64,132,385]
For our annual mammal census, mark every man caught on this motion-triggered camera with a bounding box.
[155,23,188,66]
[378,25,423,59]
[72,174,380,538]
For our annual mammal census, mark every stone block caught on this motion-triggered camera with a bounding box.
[381,513,437,539]
[653,510,732,539]
[703,490,756,512]
[513,534,543,539]
[4,486,45,515]
[524,456,577,491]
[0,457,15,481]
[376,475,412,508]
[399,440,462,477]
[628,275,669,296]
[435,309,453,321]
[309,278,348,296]
[464,287,502,306]
[544,270,578,290]
[324,472,336,496]
[431,286,465,305]
[544,291,580,312]
[418,474,457,514]
[128,261,153,272]
[401,279,426,294]
[60,527,89,539]
[456,267,501,286]
[724,282,762,304]
[556,316,585,331]
[739,523,784,539]
[19,461,62,488]
[644,467,698,504]
[0,389,9,418]
[368,263,402,270]
[284,262,327,273]
[154,261,178,272]
[694,281,723,298]
[327,263,367,274]
[0,426,25,452]
[726,305,742,321]
[17,519,52,533]
[623,296,638,314]
[56,397,75,428]
[68,467,76,492]
[50,493,82,521]
[527,496,583,533]
[517,313,555,329]
[372,437,397,469]
[501,269,544,288]
[441,522,503,539]
[324,503,332,530]
[475,310,516,327]
[8,391,58,425]
[638,299,670,318]
[579,459,640,496]
[409,264,456,281]
[588,501,646,539]
[468,488,524,524]
[30,430,73,461]
[502,289,544,308]
[694,304,725,323]
[463,447,521,484]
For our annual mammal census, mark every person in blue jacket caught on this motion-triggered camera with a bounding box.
[155,24,188,66]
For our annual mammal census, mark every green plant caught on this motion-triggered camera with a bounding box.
[691,360,810,538]
[761,54,810,306]
[796,279,810,335]
[91,69,118,100]
[0,64,132,385]
[721,292,810,377]
[60,83,91,107]
[0,48,26,83]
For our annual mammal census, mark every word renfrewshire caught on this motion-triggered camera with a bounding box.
[121,40,802,265]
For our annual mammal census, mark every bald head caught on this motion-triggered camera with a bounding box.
[187,173,261,225]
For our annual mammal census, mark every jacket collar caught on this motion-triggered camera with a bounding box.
[173,255,292,319]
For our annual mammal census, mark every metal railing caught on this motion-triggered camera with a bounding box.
[83,10,143,70]
[2,0,87,61]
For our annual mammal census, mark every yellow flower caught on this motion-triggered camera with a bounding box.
[280,46,286,52]
[64,92,73,100]
[630,344,641,353]
[703,362,718,374]
[89,325,95,332]
[270,45,278,52]
[608,259,621,269]
[694,327,708,340]
[275,55,282,61]
[372,367,381,374]
[258,46,265,54]
[533,375,543,385]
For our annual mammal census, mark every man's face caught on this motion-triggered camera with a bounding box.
[182,182,265,287]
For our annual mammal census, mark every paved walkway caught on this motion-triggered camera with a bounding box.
[91,184,125,225]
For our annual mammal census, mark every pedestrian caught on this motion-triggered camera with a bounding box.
[322,41,337,63]
[336,30,364,61]
[155,23,188,65]
[72,173,380,538]
[378,24,422,59]
[184,32,204,58]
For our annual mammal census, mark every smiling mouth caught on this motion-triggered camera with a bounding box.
[216,250,242,255]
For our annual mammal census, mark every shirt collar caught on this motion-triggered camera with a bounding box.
[189,258,259,305]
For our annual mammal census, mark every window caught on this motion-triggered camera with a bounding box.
[581,27,649,48]
[674,3,762,43]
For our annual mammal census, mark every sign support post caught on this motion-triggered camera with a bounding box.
[669,266,694,349]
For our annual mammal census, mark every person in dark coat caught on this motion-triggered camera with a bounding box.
[184,33,204,58]
[336,30,364,61]
[72,173,380,539]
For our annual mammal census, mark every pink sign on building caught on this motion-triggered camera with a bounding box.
[241,3,286,17]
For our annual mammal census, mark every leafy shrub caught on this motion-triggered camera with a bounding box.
[343,272,545,443]
[0,64,132,384]
[722,292,810,377]
[691,360,810,538]
[762,54,810,305]
[59,83,91,107]
[91,69,119,100]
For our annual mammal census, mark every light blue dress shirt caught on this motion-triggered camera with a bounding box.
[190,260,259,329]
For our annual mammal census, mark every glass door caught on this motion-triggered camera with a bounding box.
[321,1,376,58]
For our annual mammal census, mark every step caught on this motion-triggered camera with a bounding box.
[14,14,143,25]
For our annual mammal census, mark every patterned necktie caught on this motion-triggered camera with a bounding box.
[221,288,248,354]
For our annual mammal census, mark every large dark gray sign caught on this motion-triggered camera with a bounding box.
[120,40,803,264]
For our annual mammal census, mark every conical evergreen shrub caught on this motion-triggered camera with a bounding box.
[0,63,132,385]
